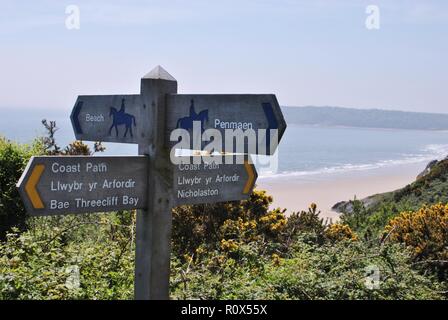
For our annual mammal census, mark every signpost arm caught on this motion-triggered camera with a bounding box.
[134,66,178,300]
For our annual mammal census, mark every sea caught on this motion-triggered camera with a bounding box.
[265,124,448,180]
[2,108,448,180]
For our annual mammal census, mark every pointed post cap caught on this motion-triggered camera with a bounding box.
[142,65,176,81]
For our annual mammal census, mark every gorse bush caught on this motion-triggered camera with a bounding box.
[384,203,448,280]
[172,193,338,261]
[172,190,282,258]
[324,223,357,242]
[171,238,444,300]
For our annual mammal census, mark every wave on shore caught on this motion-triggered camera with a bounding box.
[258,144,448,180]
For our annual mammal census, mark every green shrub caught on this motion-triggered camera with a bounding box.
[171,238,444,300]
[0,212,135,300]
[283,203,327,245]
[0,137,44,240]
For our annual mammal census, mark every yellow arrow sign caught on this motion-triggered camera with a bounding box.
[243,160,256,194]
[25,164,45,209]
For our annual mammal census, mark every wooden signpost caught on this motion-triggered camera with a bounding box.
[17,65,286,300]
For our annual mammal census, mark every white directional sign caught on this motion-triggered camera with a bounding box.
[174,157,257,206]
[70,95,150,144]
[17,156,148,216]
[166,94,286,155]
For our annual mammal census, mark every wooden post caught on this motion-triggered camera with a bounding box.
[134,66,178,300]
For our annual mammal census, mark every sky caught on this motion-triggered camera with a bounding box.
[1,0,447,114]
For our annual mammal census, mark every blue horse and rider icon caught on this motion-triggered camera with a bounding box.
[108,98,208,139]
[109,98,137,138]
[176,99,208,131]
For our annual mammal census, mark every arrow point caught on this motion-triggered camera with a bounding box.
[142,65,177,82]
[243,161,257,194]
[25,164,45,209]
[71,100,83,135]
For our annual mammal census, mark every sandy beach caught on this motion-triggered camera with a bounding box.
[257,162,427,221]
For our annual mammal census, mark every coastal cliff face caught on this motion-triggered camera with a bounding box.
[333,157,448,214]
[416,160,439,180]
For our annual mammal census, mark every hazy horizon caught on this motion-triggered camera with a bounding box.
[3,104,448,116]
[1,1,447,114]
[284,106,448,115]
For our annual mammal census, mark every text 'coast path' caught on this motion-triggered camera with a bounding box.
[17,156,148,216]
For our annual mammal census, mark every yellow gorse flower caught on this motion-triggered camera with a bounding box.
[325,223,358,242]
[220,239,239,252]
[384,203,448,261]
